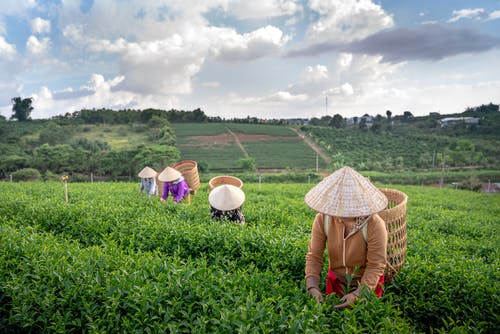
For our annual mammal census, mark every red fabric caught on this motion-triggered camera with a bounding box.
[326,269,384,297]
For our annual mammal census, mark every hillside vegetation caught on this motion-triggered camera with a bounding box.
[0,105,499,186]
[0,182,498,332]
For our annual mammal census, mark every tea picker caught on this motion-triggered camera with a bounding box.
[138,166,159,196]
[158,167,190,204]
[304,166,407,309]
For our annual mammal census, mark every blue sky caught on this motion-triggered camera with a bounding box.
[0,0,499,120]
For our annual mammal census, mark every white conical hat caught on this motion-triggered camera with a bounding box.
[304,166,388,217]
[158,167,182,182]
[138,166,157,178]
[209,184,245,211]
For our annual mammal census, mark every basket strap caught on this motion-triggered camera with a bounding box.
[362,222,367,242]
[324,214,330,237]
[324,215,368,242]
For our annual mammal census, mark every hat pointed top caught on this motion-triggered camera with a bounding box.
[209,184,245,211]
[304,166,387,217]
[158,166,182,182]
[138,166,157,178]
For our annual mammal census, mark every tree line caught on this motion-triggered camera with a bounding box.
[2,97,498,181]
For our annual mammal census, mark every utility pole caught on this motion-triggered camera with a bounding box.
[325,96,328,116]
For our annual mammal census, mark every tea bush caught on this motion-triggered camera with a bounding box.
[0,182,498,333]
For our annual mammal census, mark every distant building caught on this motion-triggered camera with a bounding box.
[438,117,479,128]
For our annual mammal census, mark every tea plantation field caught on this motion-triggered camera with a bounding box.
[0,182,498,333]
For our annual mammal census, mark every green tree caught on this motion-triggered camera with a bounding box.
[39,123,69,145]
[403,111,413,121]
[239,157,256,171]
[386,110,392,121]
[331,152,345,170]
[329,114,345,128]
[11,97,34,121]
[132,145,180,172]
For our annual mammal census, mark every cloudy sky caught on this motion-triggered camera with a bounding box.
[1,0,499,120]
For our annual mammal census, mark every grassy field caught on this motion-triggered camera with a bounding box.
[0,182,498,332]
[73,124,150,149]
[178,144,246,170]
[226,123,297,136]
[171,123,229,136]
[172,122,326,172]
[242,139,328,170]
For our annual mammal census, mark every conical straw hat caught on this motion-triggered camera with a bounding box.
[158,166,182,182]
[304,166,388,217]
[138,166,157,178]
[209,184,245,211]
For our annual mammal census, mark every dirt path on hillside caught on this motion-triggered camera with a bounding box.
[227,128,250,158]
[289,127,331,166]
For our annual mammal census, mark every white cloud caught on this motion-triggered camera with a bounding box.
[30,18,51,34]
[341,83,354,96]
[302,65,329,82]
[29,73,181,119]
[337,53,353,68]
[487,10,500,21]
[0,36,21,104]
[26,35,51,56]
[0,0,36,15]
[0,36,17,59]
[323,82,354,97]
[200,81,220,88]
[289,53,401,99]
[306,0,394,44]
[448,8,486,22]
[62,11,289,96]
[227,0,302,20]
[221,90,308,106]
[209,25,290,62]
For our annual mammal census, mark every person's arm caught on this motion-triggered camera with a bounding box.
[305,213,327,302]
[173,181,188,202]
[139,179,145,192]
[161,182,170,201]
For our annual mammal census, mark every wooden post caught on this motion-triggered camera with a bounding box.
[9,174,12,182]
[61,175,69,205]
[439,151,445,188]
[259,174,262,190]
[90,172,94,183]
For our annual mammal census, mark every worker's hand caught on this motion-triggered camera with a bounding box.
[308,287,324,303]
[334,288,361,309]
[160,198,165,203]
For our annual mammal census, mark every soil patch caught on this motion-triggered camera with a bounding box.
[182,132,299,146]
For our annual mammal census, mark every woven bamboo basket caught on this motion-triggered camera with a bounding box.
[171,160,200,195]
[378,188,408,282]
[209,175,243,191]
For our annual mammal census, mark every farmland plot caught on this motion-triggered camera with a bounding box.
[173,122,327,172]
[0,182,498,333]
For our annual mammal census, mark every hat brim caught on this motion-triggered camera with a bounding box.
[209,184,245,211]
[138,167,157,178]
[304,166,388,217]
[158,167,182,182]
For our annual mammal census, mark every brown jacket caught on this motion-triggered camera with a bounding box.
[305,213,387,289]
